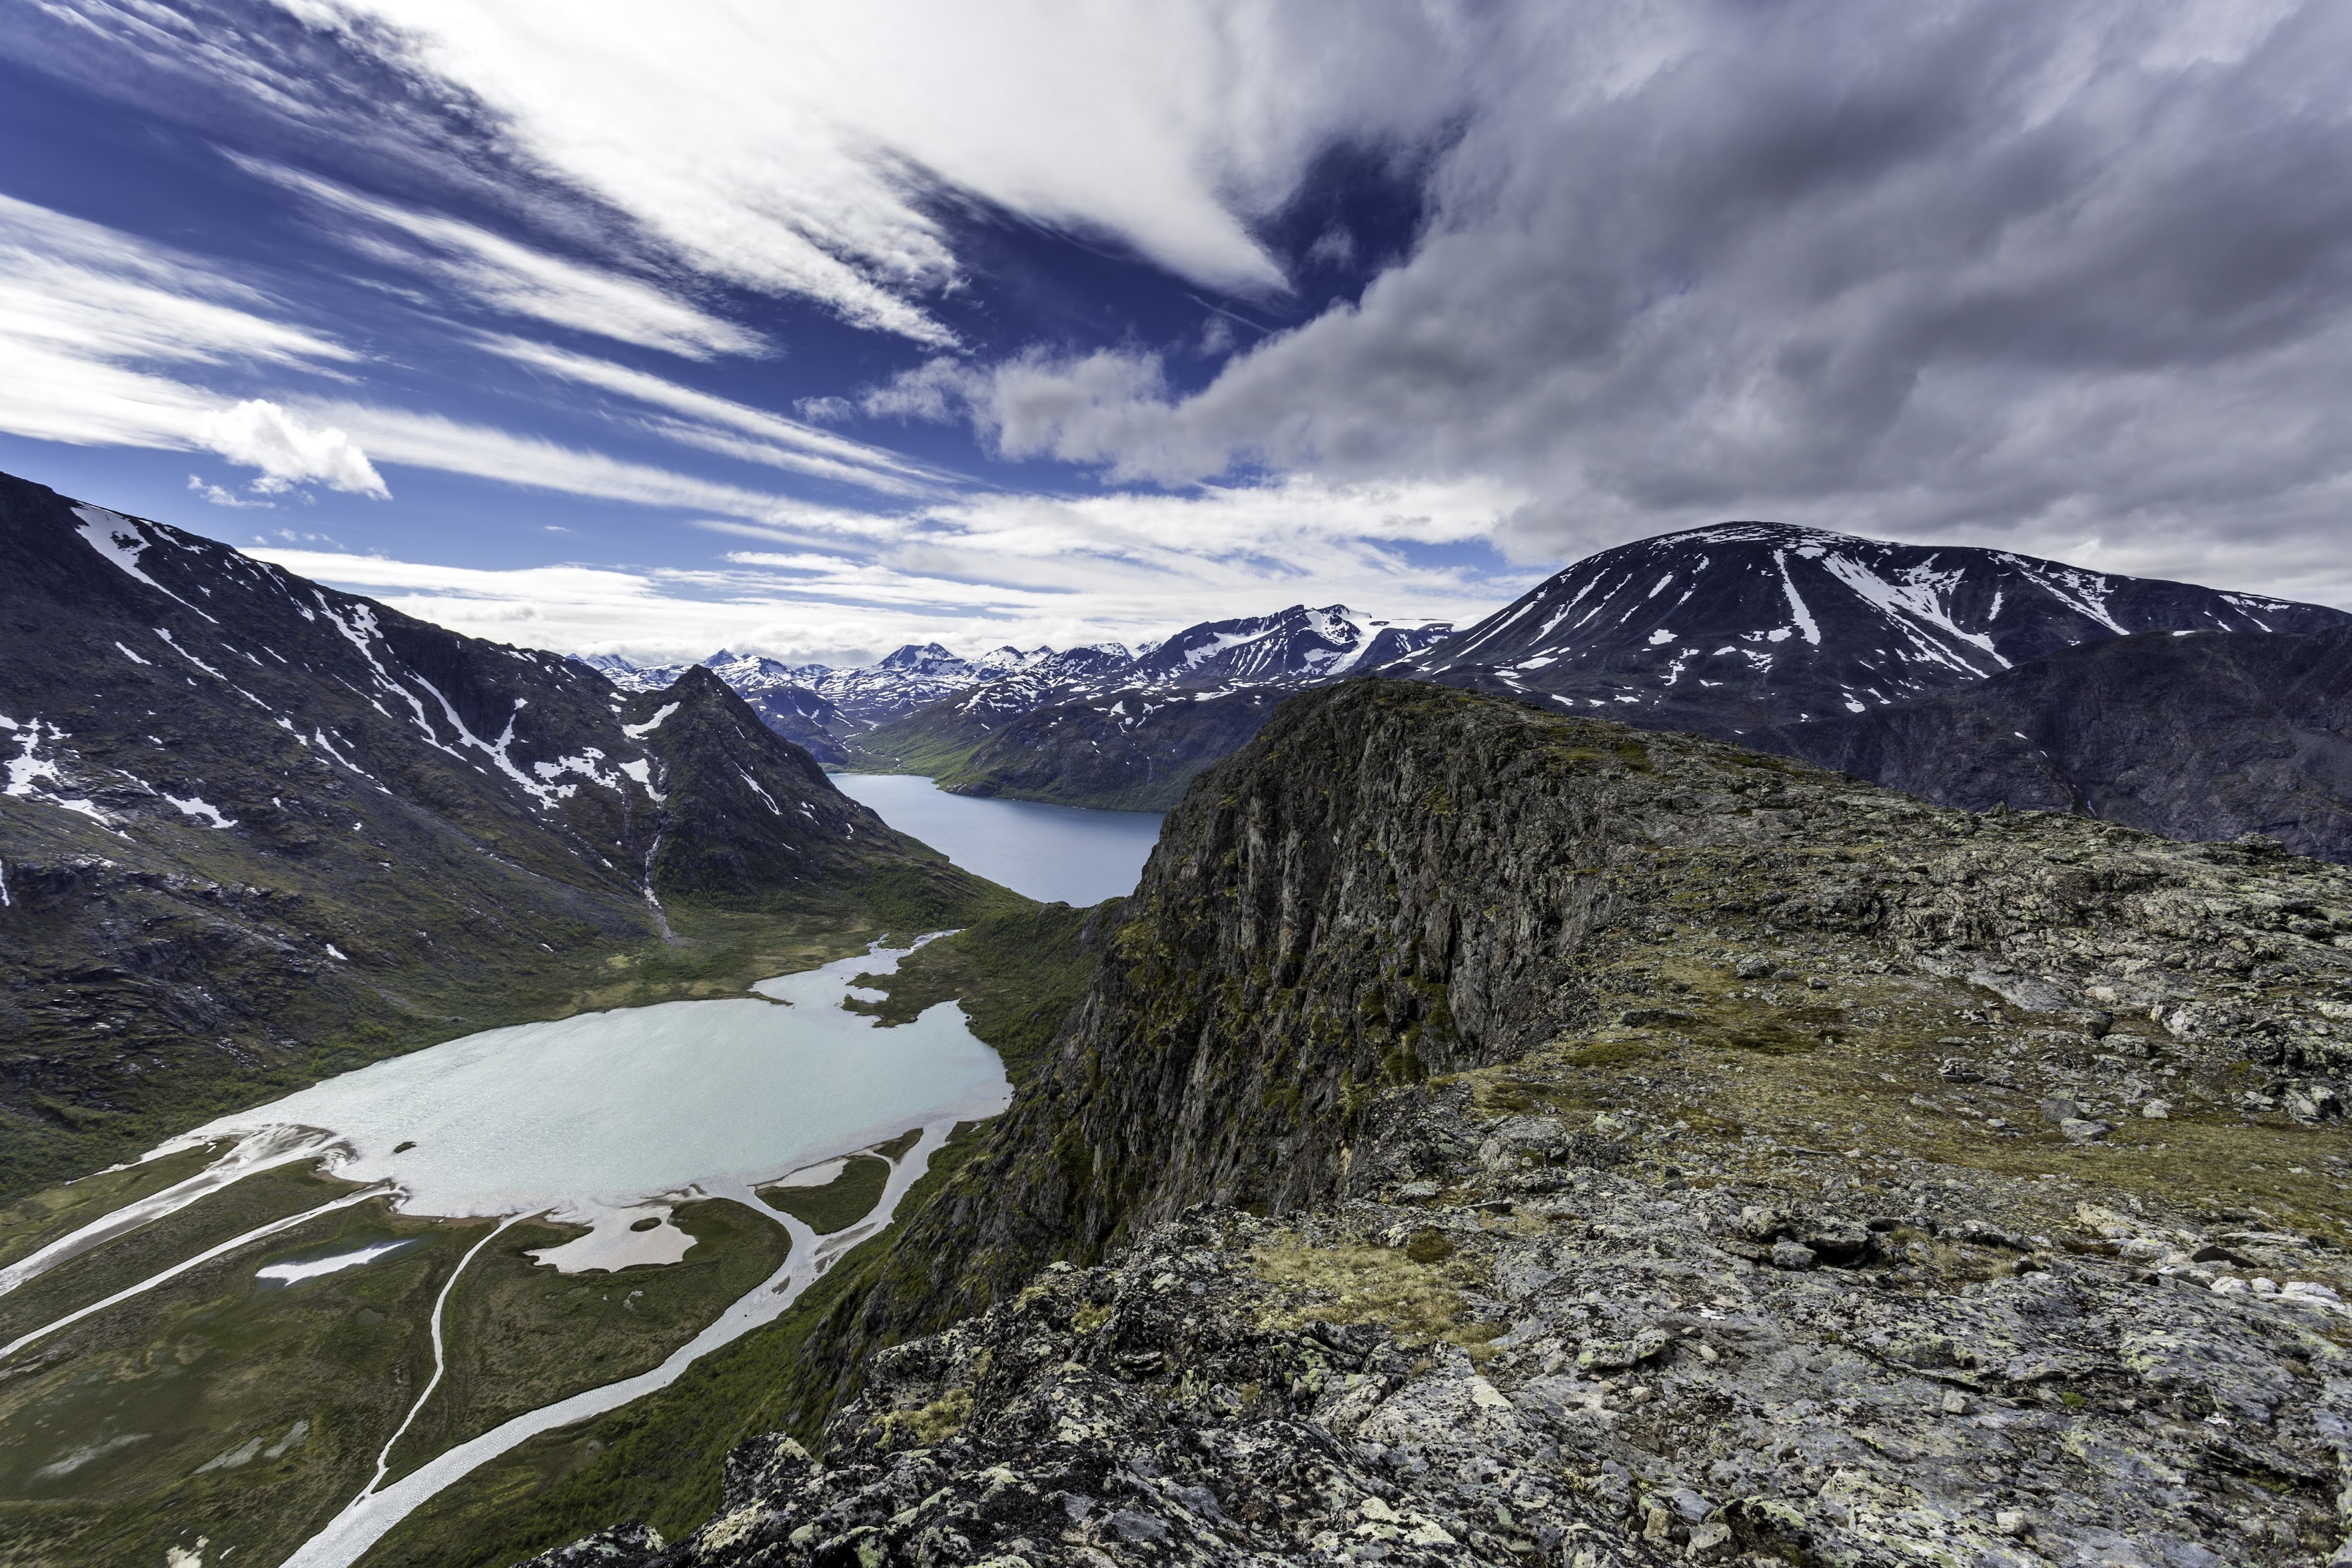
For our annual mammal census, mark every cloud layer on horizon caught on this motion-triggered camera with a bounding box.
[4,0,2351,655]
[249,473,1529,665]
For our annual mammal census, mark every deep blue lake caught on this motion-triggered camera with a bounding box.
[828,773,1163,907]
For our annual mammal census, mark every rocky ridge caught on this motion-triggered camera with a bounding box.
[527,680,2352,1568]
[1761,623,2352,864]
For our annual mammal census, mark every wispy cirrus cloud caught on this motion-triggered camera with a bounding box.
[475,336,953,498]
[238,157,766,358]
[287,398,884,531]
[255,474,1531,665]
[0,191,387,494]
[39,0,1466,341]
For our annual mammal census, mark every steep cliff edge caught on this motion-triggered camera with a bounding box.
[513,680,2352,1568]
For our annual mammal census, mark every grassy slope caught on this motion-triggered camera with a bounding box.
[0,1185,805,1568]
[757,1156,891,1234]
[358,907,1110,1566]
[831,713,986,779]
[842,900,1112,1086]
[355,1126,994,1568]
[383,1200,795,1479]
[0,1192,489,1568]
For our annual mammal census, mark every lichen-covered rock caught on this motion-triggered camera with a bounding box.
[524,1173,2352,1565]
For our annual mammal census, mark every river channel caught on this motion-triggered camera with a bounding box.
[0,941,1006,1568]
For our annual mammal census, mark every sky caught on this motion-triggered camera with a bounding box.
[4,1,2349,667]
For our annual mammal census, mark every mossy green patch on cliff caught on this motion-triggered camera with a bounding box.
[1250,1238,1502,1356]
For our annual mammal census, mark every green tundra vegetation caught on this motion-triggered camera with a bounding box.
[0,892,1106,1568]
[758,1155,893,1234]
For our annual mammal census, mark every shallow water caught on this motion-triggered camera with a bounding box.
[155,940,1010,1237]
[255,1239,417,1288]
[830,771,1162,907]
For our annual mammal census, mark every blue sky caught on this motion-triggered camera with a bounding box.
[5,2,2351,665]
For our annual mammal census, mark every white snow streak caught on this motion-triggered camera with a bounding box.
[620,702,679,739]
[164,794,237,830]
[1773,552,1822,646]
[72,506,218,622]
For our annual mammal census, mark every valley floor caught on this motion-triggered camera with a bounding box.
[0,905,1032,1568]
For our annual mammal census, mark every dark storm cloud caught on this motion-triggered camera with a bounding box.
[939,1,2352,599]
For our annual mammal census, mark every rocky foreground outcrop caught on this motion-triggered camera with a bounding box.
[528,680,2352,1567]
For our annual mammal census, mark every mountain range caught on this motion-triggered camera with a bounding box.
[590,521,2352,848]
[1399,520,2347,729]
[588,605,1454,810]
[0,470,1001,1194]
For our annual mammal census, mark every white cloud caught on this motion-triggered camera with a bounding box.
[291,399,884,530]
[477,335,950,496]
[0,193,387,494]
[0,194,953,522]
[197,399,388,496]
[238,158,764,358]
[239,1,1466,338]
[188,475,273,509]
[252,474,1533,666]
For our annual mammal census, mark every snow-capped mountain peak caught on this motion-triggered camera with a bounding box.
[1405,520,2350,732]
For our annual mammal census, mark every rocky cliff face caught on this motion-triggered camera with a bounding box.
[1762,624,2352,864]
[532,678,2352,1568]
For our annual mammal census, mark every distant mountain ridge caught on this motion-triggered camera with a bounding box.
[583,643,1090,724]
[580,606,1452,809]
[1400,520,2349,733]
[845,604,1455,810]
[595,523,2352,840]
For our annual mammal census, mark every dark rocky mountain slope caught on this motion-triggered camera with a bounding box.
[849,606,1452,810]
[0,470,996,1195]
[524,679,2352,1568]
[1402,520,2350,737]
[1763,623,2352,865]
